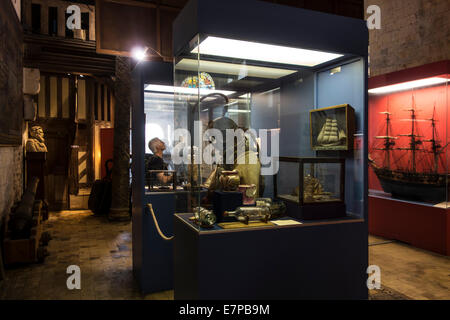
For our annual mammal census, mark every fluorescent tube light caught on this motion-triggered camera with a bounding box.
[176,59,297,79]
[191,36,343,67]
[368,77,448,94]
[145,84,235,96]
[227,109,251,113]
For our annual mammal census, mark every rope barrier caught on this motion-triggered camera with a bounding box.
[146,203,174,241]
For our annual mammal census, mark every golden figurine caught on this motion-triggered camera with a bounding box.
[26,126,48,152]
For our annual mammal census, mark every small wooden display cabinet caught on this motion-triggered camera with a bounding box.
[310,104,355,151]
[275,157,346,220]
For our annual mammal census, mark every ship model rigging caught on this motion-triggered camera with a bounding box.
[369,97,449,203]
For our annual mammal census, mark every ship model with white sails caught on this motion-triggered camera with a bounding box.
[369,98,449,203]
[316,118,347,148]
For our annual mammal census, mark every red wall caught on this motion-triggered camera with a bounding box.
[368,80,449,191]
[100,128,114,179]
[369,196,449,255]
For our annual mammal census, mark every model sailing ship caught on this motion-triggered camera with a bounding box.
[369,97,449,203]
[316,118,347,148]
[281,168,338,204]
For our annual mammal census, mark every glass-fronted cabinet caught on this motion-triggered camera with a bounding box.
[171,11,367,231]
[276,157,346,220]
[130,0,371,297]
[368,63,449,207]
[368,61,449,256]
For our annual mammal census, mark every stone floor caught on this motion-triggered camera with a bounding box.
[0,210,172,300]
[369,235,450,300]
[0,210,448,300]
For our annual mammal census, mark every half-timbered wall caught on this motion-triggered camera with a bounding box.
[32,73,114,208]
[23,0,96,41]
[36,74,113,123]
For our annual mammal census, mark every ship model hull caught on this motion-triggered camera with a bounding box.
[373,167,448,203]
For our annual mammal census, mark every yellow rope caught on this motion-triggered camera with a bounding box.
[146,203,174,241]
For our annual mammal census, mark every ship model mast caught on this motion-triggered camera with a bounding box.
[396,98,423,173]
[422,105,447,173]
[375,111,397,168]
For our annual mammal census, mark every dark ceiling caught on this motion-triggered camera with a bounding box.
[63,0,364,19]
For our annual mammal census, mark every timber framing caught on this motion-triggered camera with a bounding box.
[24,34,115,75]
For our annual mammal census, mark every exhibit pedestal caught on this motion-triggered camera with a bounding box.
[26,152,48,220]
[133,192,175,294]
[174,213,368,300]
[369,195,450,256]
[26,152,46,200]
[133,191,191,294]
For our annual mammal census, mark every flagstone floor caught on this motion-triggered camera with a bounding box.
[0,210,172,300]
[0,210,448,300]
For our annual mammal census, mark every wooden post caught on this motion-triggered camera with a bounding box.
[109,56,131,221]
[0,240,5,281]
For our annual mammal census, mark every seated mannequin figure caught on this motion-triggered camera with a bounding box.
[26,126,48,152]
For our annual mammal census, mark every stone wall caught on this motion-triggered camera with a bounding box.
[0,147,23,221]
[365,0,450,76]
[0,1,24,224]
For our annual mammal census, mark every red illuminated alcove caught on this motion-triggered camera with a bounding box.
[368,60,450,256]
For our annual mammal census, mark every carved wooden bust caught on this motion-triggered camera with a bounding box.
[26,126,48,152]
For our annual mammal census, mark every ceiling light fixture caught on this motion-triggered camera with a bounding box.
[368,77,448,94]
[132,47,148,61]
[191,36,343,67]
[145,84,235,96]
[227,109,251,113]
[176,59,297,79]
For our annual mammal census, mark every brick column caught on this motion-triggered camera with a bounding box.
[109,56,131,221]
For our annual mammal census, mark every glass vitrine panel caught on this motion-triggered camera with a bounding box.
[173,33,366,230]
[368,74,449,208]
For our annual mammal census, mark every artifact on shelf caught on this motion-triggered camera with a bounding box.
[316,118,347,147]
[369,98,449,203]
[255,198,272,206]
[310,104,355,151]
[297,174,335,203]
[200,114,261,196]
[26,126,47,152]
[219,170,240,191]
[192,206,216,228]
[223,201,286,224]
[238,184,257,205]
[275,157,346,220]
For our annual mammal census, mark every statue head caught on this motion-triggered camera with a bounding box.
[30,126,45,143]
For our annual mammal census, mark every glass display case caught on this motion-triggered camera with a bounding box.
[368,62,449,207]
[165,0,370,299]
[171,11,367,231]
[132,0,369,299]
[310,104,355,151]
[146,170,177,191]
[275,157,345,219]
[368,60,449,256]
